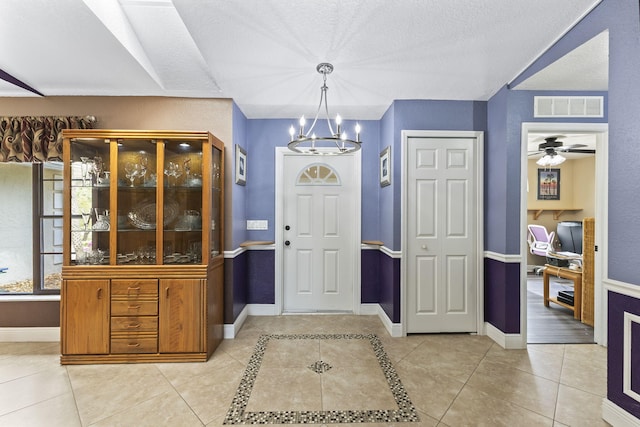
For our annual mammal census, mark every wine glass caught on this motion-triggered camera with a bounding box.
[183,158,191,186]
[86,160,96,186]
[124,162,139,187]
[81,210,92,231]
[139,155,149,185]
[80,157,89,186]
[164,161,182,187]
[93,156,103,184]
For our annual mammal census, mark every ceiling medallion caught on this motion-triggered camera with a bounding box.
[288,63,361,155]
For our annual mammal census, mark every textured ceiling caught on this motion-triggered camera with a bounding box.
[0,0,604,119]
[513,30,608,91]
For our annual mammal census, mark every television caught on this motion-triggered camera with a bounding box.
[556,221,583,254]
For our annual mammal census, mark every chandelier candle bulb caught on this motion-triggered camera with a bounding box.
[289,126,295,142]
[299,116,306,137]
[355,123,361,142]
[336,114,342,136]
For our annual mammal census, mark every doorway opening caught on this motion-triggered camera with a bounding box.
[521,123,608,345]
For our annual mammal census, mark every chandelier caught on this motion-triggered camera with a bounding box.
[288,63,361,155]
[536,149,566,167]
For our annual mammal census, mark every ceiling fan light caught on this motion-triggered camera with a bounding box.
[536,153,566,167]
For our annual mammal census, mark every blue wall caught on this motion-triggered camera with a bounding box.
[379,105,396,249]
[231,102,249,249]
[605,1,640,418]
[485,86,509,253]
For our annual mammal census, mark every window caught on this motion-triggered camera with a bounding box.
[296,163,340,186]
[0,162,63,294]
[40,162,64,293]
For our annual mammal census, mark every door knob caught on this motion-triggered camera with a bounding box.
[285,225,291,231]
[285,240,291,246]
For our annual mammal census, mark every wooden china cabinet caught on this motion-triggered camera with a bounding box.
[60,130,224,364]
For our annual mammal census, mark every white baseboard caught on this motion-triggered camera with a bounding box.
[485,322,526,349]
[359,303,379,315]
[602,398,640,427]
[372,305,403,337]
[247,304,278,316]
[0,327,60,342]
[222,304,403,338]
[223,306,249,339]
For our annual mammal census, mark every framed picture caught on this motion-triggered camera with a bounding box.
[537,168,560,200]
[380,146,391,187]
[235,144,247,185]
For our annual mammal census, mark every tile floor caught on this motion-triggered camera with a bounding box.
[0,315,609,426]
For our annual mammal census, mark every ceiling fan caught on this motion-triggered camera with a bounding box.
[528,136,594,166]
[529,136,594,156]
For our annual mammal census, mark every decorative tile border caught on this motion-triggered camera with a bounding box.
[223,333,419,424]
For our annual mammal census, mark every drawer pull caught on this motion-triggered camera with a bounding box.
[127,286,141,292]
[128,305,141,310]
[127,342,141,347]
[126,323,141,329]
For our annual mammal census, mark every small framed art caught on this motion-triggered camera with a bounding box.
[235,144,247,185]
[537,168,560,200]
[380,146,391,187]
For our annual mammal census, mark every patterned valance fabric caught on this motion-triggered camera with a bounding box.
[0,116,96,162]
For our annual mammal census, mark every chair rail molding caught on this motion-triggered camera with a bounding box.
[484,251,522,263]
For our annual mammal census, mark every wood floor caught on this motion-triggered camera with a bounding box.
[527,274,594,344]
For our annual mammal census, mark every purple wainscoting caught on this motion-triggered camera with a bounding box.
[247,250,275,304]
[224,253,248,324]
[607,291,640,418]
[361,249,381,304]
[380,252,401,323]
[484,258,521,334]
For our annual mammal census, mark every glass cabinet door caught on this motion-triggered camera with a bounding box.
[70,138,111,265]
[210,145,223,258]
[116,139,158,264]
[66,132,217,268]
[162,140,203,264]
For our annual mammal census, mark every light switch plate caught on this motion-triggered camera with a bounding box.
[247,220,268,230]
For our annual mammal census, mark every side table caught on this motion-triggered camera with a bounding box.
[543,264,583,320]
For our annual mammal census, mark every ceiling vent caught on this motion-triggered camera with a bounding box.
[534,96,604,118]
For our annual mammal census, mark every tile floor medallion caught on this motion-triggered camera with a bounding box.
[223,333,419,424]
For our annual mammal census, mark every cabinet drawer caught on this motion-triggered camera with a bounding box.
[111,280,158,298]
[111,337,158,354]
[111,316,157,333]
[111,300,158,316]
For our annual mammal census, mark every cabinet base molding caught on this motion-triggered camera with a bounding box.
[60,352,208,365]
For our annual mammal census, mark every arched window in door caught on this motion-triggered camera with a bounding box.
[296,163,340,186]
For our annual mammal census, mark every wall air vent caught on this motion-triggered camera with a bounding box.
[534,96,604,118]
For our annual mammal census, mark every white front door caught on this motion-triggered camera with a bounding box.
[405,134,479,333]
[281,153,358,312]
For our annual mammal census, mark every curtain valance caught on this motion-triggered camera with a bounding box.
[0,116,96,163]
